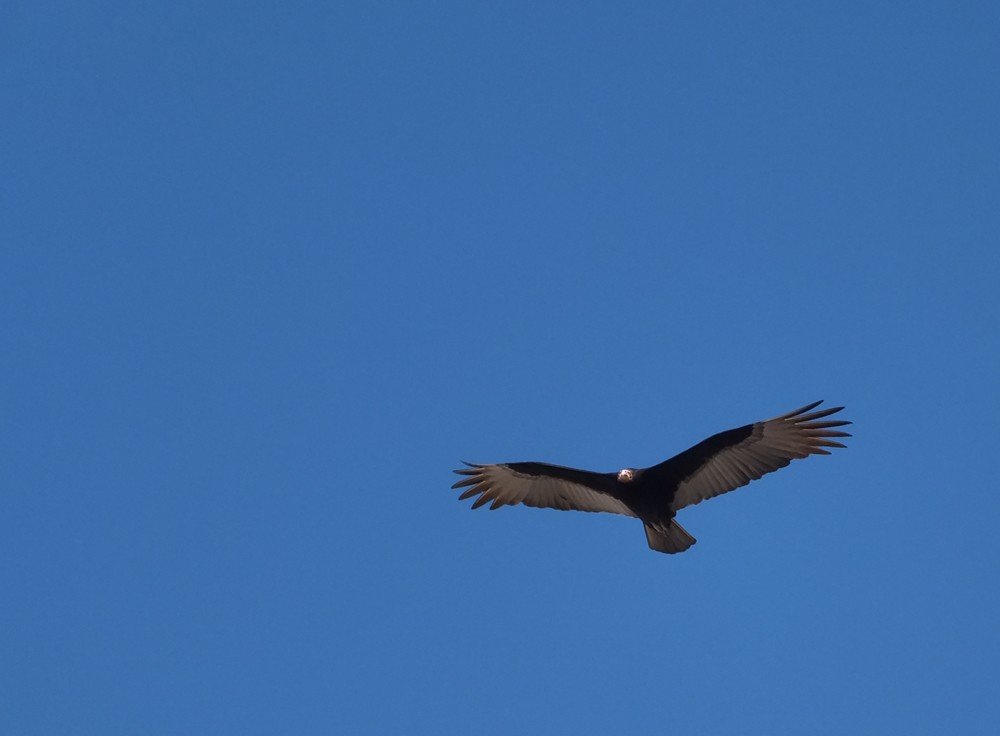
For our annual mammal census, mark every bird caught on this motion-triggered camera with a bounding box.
[451,400,850,554]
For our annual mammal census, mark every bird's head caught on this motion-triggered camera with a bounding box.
[617,468,636,483]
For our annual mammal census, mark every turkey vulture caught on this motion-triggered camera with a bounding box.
[451,401,850,553]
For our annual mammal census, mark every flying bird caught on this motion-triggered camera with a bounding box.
[451,401,850,554]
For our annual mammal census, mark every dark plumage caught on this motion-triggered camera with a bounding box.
[451,401,851,554]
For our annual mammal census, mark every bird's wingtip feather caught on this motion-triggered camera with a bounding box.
[778,400,823,420]
[458,485,484,501]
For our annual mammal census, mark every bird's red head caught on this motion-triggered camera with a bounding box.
[617,468,636,483]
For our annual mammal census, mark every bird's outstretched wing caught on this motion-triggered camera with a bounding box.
[648,401,851,511]
[451,462,635,516]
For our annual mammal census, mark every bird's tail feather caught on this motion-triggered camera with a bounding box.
[644,521,696,554]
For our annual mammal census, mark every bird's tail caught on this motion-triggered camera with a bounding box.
[644,521,696,554]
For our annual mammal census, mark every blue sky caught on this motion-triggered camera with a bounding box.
[3,1,999,733]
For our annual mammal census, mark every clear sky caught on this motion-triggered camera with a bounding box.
[3,1,999,734]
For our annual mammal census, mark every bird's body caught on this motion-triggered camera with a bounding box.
[451,401,850,554]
